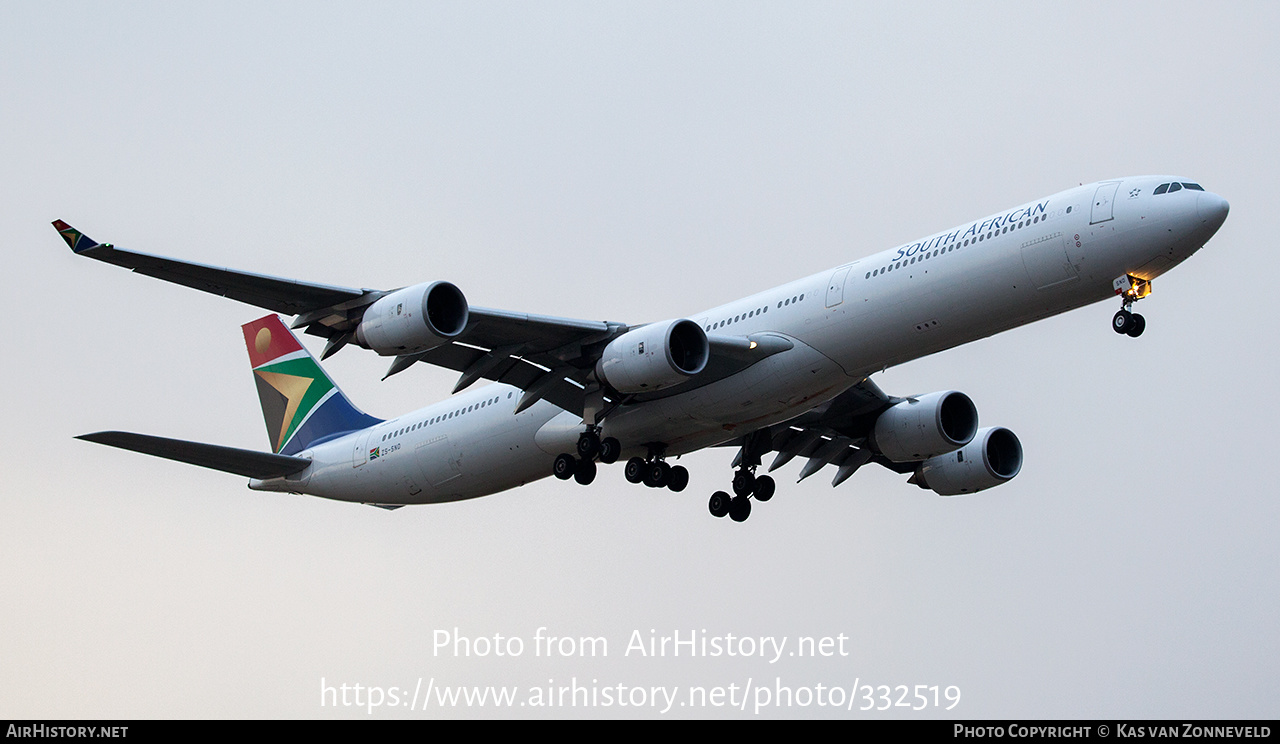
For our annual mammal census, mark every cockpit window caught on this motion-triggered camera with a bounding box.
[1157,177,1203,193]
[1154,181,1205,195]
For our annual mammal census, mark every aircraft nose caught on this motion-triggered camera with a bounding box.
[1197,192,1230,230]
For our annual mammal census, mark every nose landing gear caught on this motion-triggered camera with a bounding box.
[1112,274,1151,338]
[1112,309,1146,337]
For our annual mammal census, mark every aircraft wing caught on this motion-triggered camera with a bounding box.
[53,220,374,315]
[77,431,311,479]
[56,220,792,417]
[54,220,626,411]
[726,378,907,486]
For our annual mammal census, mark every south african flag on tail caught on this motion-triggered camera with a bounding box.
[242,316,382,455]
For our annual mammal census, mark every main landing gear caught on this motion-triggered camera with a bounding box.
[708,467,775,523]
[1111,274,1151,338]
[623,444,689,492]
[553,430,691,492]
[551,428,783,523]
[552,428,622,486]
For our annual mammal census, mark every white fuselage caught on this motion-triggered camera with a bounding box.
[254,176,1227,504]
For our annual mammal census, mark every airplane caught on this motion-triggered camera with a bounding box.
[58,175,1229,521]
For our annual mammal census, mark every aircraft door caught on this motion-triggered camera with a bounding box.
[1021,233,1079,290]
[416,436,462,486]
[352,430,371,468]
[826,266,852,308]
[1090,182,1121,224]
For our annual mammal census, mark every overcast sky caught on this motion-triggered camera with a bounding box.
[2,2,1277,719]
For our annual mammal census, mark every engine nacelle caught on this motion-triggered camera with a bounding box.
[355,281,469,355]
[913,426,1023,496]
[595,319,709,393]
[870,390,979,462]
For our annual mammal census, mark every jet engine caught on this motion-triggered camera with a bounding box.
[355,281,469,355]
[870,390,979,462]
[595,319,709,393]
[912,426,1023,496]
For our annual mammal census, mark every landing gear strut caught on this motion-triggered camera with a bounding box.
[1112,274,1150,338]
[552,427,620,486]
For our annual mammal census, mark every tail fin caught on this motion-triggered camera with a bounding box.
[242,315,382,454]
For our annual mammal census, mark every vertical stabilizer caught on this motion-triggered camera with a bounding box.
[242,315,381,454]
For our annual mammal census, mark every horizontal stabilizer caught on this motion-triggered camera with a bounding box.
[77,431,311,479]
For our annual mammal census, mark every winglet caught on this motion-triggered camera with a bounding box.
[52,220,100,253]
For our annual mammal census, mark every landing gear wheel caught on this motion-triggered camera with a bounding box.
[709,491,730,518]
[667,465,689,492]
[728,495,752,522]
[752,474,775,502]
[643,461,670,488]
[1126,313,1146,337]
[624,457,646,484]
[553,453,576,480]
[732,469,756,497]
[573,458,597,485]
[1112,310,1134,334]
[598,437,621,464]
[576,431,601,460]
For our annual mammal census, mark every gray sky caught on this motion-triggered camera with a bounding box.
[2,1,1277,718]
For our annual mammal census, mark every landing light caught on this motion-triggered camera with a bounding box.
[749,341,757,350]
[1113,274,1152,302]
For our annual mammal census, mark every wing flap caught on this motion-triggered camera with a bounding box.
[727,378,901,485]
[77,431,311,479]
